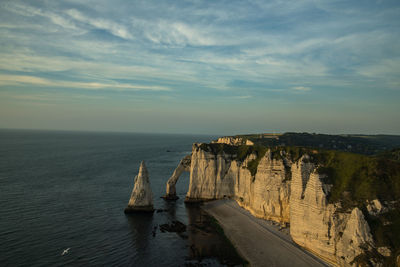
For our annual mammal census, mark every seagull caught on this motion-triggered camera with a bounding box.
[61,248,70,256]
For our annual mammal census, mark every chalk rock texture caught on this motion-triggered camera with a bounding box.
[183,143,379,266]
[235,152,290,223]
[289,158,376,265]
[212,136,254,146]
[186,144,290,222]
[164,155,191,200]
[289,159,338,263]
[366,199,387,216]
[124,161,154,213]
[186,143,236,201]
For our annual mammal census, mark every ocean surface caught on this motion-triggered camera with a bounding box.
[0,129,243,266]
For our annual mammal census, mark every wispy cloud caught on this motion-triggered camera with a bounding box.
[357,58,400,78]
[132,18,217,47]
[0,75,171,91]
[3,2,80,32]
[1,0,398,93]
[232,95,252,99]
[65,9,133,39]
[292,86,311,92]
[1,92,106,102]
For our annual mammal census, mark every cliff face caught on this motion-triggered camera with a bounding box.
[185,143,390,266]
[235,152,290,223]
[289,159,376,265]
[289,158,337,263]
[187,144,289,222]
[212,136,254,146]
[187,145,236,200]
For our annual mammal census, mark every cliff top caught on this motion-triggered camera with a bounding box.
[220,132,400,155]
[198,142,400,204]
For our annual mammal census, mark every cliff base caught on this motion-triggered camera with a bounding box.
[162,194,179,201]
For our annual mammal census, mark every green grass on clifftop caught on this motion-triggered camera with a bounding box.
[315,150,400,206]
[246,145,268,177]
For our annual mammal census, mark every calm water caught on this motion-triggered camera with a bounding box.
[0,129,243,266]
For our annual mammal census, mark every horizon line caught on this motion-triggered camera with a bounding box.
[1,127,399,137]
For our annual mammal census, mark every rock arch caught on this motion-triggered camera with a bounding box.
[163,155,191,200]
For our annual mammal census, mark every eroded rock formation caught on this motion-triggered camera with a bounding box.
[163,155,191,200]
[186,143,290,223]
[175,143,395,266]
[124,161,154,213]
[289,158,376,265]
[186,144,236,201]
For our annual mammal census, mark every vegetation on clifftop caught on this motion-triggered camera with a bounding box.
[246,145,268,177]
[234,132,400,155]
[198,143,268,176]
[366,206,400,266]
[315,151,400,205]
[199,143,239,155]
[198,142,400,209]
[198,139,400,204]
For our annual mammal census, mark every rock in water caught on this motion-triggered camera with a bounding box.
[124,161,154,213]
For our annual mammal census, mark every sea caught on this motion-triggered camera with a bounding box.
[0,129,244,266]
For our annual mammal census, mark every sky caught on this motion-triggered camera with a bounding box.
[0,0,399,135]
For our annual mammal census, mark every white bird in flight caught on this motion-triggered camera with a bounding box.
[61,248,70,256]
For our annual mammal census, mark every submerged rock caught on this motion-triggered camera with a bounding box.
[159,220,187,233]
[124,161,154,213]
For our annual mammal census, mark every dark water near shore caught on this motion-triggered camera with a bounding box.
[0,129,243,266]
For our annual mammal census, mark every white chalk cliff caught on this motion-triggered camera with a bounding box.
[175,143,393,266]
[125,161,154,213]
[212,136,254,146]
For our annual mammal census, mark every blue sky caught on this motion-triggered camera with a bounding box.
[0,0,399,135]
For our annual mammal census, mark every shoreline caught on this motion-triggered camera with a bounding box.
[201,199,330,267]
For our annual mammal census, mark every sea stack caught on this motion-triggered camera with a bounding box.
[124,161,154,213]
